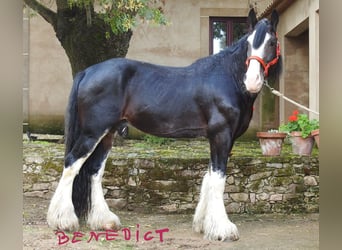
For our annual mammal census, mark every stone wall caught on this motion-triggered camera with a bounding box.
[23,142,319,214]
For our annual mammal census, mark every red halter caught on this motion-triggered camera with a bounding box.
[245,35,281,77]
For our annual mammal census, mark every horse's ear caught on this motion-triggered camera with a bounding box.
[247,8,258,31]
[271,10,279,32]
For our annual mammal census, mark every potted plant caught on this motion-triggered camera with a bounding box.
[279,110,319,156]
[256,129,287,156]
[311,128,319,148]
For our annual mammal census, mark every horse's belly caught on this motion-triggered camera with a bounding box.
[124,109,206,138]
[121,85,208,138]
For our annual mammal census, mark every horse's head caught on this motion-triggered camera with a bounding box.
[244,9,280,93]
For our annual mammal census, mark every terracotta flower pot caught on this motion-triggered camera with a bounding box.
[256,132,287,156]
[311,129,319,148]
[290,131,314,156]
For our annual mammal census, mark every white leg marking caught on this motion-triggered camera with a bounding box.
[193,171,239,241]
[87,155,121,230]
[47,158,85,231]
[47,131,109,231]
[193,171,210,233]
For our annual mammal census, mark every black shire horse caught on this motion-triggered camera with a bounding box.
[47,9,281,242]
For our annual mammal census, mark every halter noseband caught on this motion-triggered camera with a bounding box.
[245,34,280,77]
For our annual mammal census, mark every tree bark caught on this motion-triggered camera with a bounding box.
[24,0,132,77]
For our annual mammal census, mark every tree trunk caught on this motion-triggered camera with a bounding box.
[24,0,133,77]
[55,7,132,77]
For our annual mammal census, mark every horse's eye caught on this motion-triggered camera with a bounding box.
[269,41,276,47]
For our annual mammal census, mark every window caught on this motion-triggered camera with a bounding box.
[209,17,248,54]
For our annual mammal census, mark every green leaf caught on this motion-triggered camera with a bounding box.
[68,0,168,35]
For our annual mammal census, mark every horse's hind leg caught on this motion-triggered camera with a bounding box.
[86,133,121,230]
[47,130,109,231]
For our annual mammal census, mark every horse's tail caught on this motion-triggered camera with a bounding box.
[64,71,85,154]
[64,71,91,219]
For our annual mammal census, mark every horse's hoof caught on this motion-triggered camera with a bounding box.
[103,221,121,231]
[204,220,239,242]
[47,211,79,232]
[87,210,121,231]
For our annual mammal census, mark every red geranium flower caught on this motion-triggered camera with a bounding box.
[288,115,298,122]
[279,110,319,138]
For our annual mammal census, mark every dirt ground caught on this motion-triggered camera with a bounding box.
[23,197,318,249]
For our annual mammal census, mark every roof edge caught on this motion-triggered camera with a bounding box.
[258,0,296,19]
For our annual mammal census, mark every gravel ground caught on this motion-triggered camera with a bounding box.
[23,197,318,250]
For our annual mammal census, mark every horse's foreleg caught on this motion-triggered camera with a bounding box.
[201,169,239,241]
[193,129,239,241]
[87,143,121,230]
[193,168,210,233]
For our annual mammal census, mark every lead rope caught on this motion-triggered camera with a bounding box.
[263,80,319,115]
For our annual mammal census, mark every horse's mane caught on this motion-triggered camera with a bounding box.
[190,34,249,82]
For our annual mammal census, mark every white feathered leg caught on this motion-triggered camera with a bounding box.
[193,170,239,241]
[87,155,121,230]
[193,171,210,233]
[47,158,86,231]
[47,132,107,231]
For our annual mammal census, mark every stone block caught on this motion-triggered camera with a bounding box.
[24,191,48,198]
[250,193,256,203]
[230,193,249,202]
[270,194,283,201]
[247,159,263,165]
[111,160,128,166]
[256,193,269,201]
[227,176,234,185]
[246,179,264,192]
[32,183,50,191]
[269,176,293,187]
[128,177,136,186]
[106,198,127,209]
[106,188,125,199]
[225,185,241,193]
[249,171,272,181]
[303,176,317,186]
[25,155,44,164]
[274,167,295,176]
[181,170,193,177]
[304,192,315,197]
[226,202,241,213]
[160,203,177,212]
[284,193,298,201]
[178,203,195,211]
[266,163,283,168]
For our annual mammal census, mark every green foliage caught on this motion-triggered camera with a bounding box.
[67,0,169,35]
[143,134,173,146]
[279,110,319,138]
